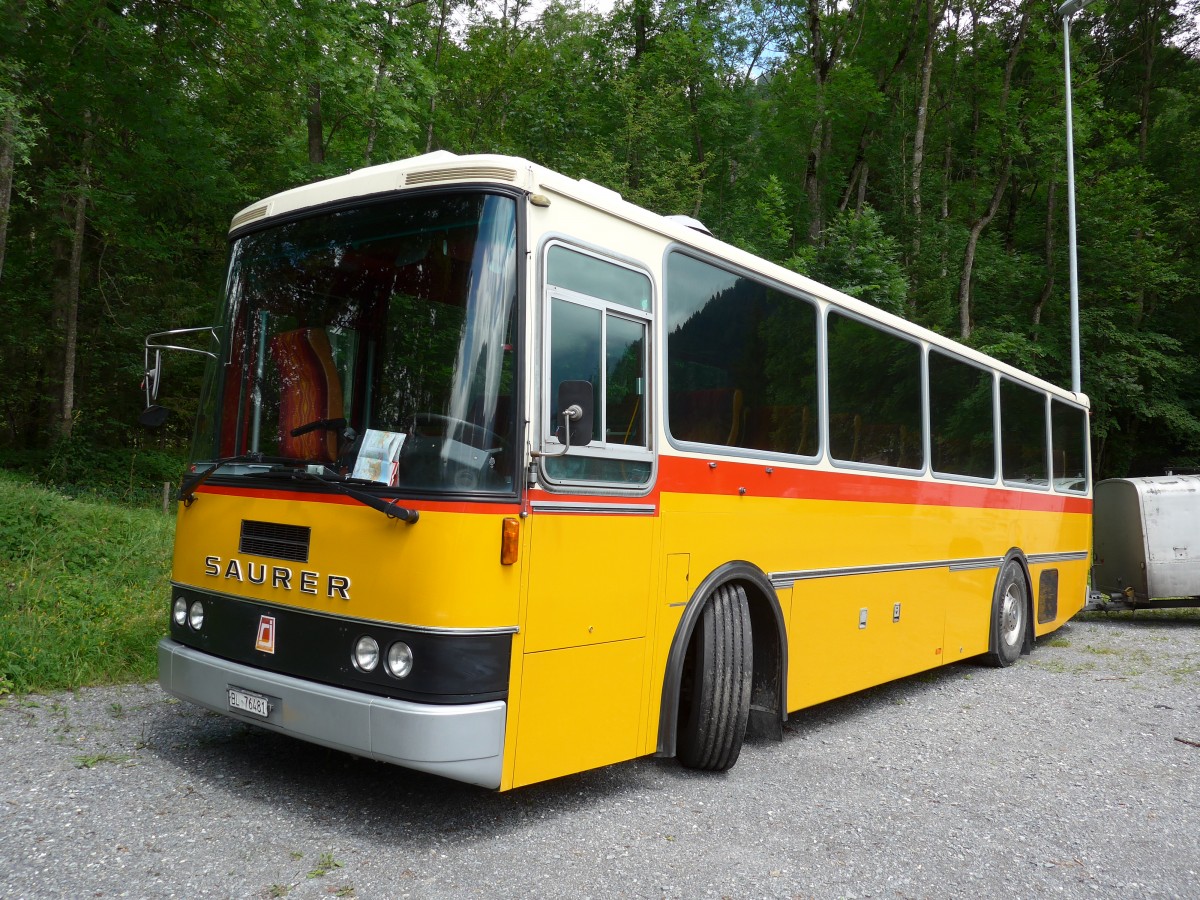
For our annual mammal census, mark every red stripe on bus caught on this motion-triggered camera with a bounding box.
[655,455,1093,514]
[195,460,1091,516]
[193,484,522,516]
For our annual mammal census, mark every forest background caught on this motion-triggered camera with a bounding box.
[2,0,1199,499]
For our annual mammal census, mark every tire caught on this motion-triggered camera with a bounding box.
[985,558,1029,668]
[677,583,753,771]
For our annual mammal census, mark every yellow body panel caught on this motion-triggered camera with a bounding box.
[173,492,521,629]
[174,479,1088,790]
[652,490,1089,720]
[512,639,647,786]
[523,513,656,651]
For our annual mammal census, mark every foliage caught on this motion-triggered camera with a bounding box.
[809,207,909,316]
[0,0,1197,476]
[0,471,173,693]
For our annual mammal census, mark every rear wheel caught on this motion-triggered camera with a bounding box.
[677,583,753,771]
[985,558,1029,667]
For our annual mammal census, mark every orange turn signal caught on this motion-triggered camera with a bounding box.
[500,517,520,566]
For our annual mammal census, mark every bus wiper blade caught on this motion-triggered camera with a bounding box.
[290,468,419,524]
[262,464,381,488]
[180,453,267,503]
[290,417,347,438]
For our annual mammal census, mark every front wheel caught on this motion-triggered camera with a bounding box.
[985,558,1029,667]
[677,583,753,771]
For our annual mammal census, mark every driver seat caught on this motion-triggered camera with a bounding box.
[269,328,344,463]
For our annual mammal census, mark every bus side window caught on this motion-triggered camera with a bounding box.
[1051,399,1089,493]
[543,244,653,486]
[665,252,818,458]
[929,350,996,480]
[1000,379,1049,487]
[827,311,923,470]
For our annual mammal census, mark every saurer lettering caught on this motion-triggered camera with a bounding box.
[203,555,352,600]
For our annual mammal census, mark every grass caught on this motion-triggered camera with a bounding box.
[0,470,174,694]
[73,752,132,769]
[307,853,344,878]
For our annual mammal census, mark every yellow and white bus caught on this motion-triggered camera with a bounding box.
[150,152,1091,789]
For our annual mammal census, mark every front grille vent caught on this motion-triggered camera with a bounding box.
[405,166,517,186]
[239,520,311,563]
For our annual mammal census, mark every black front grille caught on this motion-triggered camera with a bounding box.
[239,520,311,563]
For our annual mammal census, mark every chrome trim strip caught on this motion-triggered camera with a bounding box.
[1026,550,1090,565]
[948,557,1007,572]
[770,549,1089,588]
[530,501,657,516]
[171,583,520,635]
[158,639,506,788]
[771,557,1000,588]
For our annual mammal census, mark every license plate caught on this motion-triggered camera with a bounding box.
[227,686,272,719]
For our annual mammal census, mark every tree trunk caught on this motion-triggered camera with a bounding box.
[838,0,923,214]
[805,119,826,242]
[956,1,1028,338]
[58,125,93,440]
[425,0,450,152]
[1032,181,1057,327]
[307,81,324,165]
[1131,3,1164,323]
[364,16,392,164]
[804,0,861,243]
[911,0,943,263]
[958,156,1010,339]
[633,0,650,61]
[0,111,14,282]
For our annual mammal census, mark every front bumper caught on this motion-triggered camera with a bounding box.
[158,638,506,788]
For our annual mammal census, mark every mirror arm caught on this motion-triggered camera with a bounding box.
[531,404,583,459]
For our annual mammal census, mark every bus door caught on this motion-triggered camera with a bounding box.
[513,244,658,786]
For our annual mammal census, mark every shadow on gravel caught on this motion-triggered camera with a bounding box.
[140,702,677,852]
[135,620,1125,853]
[775,655,985,745]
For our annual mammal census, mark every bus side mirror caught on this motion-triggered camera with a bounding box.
[140,349,172,429]
[556,380,594,448]
[139,404,172,429]
[143,348,163,404]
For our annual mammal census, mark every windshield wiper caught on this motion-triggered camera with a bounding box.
[288,468,419,524]
[180,453,269,504]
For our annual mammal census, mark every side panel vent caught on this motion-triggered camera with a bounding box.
[240,520,311,563]
[1038,569,1059,624]
[405,166,517,186]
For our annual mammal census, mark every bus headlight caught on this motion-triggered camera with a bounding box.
[353,636,380,672]
[173,597,188,627]
[386,642,413,679]
[188,600,205,631]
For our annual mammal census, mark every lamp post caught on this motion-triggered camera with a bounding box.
[1058,0,1097,395]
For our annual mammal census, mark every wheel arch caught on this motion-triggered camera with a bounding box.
[657,561,787,757]
[990,548,1035,659]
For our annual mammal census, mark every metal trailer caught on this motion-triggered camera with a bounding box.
[1089,475,1200,611]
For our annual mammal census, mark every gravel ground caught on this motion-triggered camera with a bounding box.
[2,611,1198,900]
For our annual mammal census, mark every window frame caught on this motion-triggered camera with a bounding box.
[927,347,1000,486]
[538,239,656,491]
[824,306,927,476]
[1050,397,1091,495]
[662,247,823,464]
[998,376,1051,491]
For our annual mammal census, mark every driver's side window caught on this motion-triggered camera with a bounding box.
[543,244,653,486]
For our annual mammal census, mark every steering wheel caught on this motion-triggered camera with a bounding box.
[410,413,503,451]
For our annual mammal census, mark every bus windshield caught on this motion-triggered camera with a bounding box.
[192,191,520,495]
